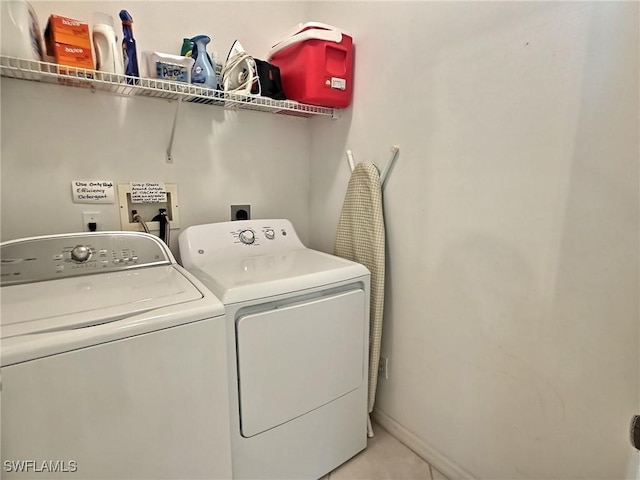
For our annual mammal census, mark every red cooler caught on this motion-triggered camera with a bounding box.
[268,22,353,108]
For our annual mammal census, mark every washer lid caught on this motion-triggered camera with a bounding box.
[1,265,204,339]
[188,248,369,304]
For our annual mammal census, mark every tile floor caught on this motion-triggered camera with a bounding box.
[326,423,450,480]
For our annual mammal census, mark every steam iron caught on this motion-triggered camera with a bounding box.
[221,40,260,95]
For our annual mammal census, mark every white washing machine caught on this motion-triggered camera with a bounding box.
[1,232,232,479]
[179,219,370,480]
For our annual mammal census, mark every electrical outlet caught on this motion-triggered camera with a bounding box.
[82,211,103,232]
[231,204,251,221]
[378,356,389,379]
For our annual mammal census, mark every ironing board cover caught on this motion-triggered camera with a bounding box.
[334,162,385,413]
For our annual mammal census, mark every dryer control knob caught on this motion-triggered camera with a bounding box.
[239,230,255,245]
[264,229,275,240]
[70,245,91,262]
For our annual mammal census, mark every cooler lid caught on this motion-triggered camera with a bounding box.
[1,265,203,339]
[189,248,369,304]
[268,22,347,60]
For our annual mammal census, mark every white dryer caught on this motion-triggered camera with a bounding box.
[179,219,370,480]
[1,232,231,479]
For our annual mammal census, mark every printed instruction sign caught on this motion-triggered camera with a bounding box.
[71,180,115,204]
[130,182,167,203]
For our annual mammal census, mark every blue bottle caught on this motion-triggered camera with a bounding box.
[119,10,139,80]
[190,35,217,89]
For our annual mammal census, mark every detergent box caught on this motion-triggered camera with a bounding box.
[45,14,94,70]
[50,43,93,70]
[268,22,353,108]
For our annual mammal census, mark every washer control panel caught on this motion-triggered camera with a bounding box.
[1,232,172,286]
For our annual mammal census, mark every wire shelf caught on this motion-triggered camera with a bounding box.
[0,55,337,118]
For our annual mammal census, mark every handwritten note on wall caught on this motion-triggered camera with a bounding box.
[130,182,167,203]
[71,180,115,204]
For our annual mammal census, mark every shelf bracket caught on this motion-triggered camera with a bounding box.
[166,97,183,164]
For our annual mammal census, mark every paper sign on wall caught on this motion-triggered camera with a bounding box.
[71,180,115,204]
[130,182,167,203]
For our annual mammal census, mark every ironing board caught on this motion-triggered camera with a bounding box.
[334,162,385,431]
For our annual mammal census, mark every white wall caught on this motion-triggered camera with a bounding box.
[309,2,639,479]
[1,1,314,252]
[2,1,638,478]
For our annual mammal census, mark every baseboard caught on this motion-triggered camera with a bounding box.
[372,410,476,480]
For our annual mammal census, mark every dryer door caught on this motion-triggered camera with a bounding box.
[236,288,366,438]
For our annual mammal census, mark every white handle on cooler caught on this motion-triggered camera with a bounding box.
[272,22,341,45]
[268,26,343,60]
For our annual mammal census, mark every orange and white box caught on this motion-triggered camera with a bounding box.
[52,43,93,70]
[45,14,94,70]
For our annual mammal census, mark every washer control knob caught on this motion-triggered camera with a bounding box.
[70,245,91,262]
[264,229,275,240]
[239,230,255,245]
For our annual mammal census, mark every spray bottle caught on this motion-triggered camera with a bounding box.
[119,10,139,80]
[181,37,214,66]
[190,35,217,89]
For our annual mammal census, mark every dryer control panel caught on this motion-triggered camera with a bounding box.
[1,232,172,286]
[179,219,307,268]
[233,223,293,248]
